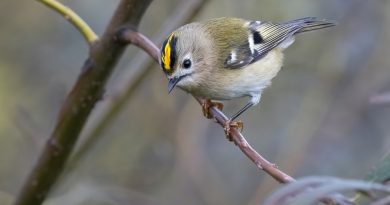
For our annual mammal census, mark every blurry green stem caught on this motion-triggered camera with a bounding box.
[38,0,98,44]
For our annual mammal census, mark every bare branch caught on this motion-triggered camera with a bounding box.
[117,28,160,60]
[13,1,152,205]
[37,0,98,45]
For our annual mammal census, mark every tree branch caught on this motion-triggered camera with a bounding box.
[13,1,152,205]
[37,0,98,44]
[117,29,296,184]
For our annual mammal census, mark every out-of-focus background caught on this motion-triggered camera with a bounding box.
[1,0,390,204]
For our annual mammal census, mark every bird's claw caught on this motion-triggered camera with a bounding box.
[224,120,243,141]
[201,99,243,141]
[201,99,224,119]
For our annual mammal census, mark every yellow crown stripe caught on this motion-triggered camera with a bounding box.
[163,33,174,70]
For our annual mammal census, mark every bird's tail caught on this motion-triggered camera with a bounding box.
[285,17,337,34]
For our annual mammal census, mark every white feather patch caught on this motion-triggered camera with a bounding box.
[231,50,237,62]
[226,50,238,64]
[248,33,255,54]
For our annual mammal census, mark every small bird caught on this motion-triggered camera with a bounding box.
[160,17,335,137]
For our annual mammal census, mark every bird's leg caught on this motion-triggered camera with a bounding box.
[224,102,253,141]
[201,99,224,119]
[230,102,254,122]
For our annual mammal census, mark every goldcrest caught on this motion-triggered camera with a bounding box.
[160,17,336,123]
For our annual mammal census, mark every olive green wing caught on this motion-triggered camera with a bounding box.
[224,17,336,69]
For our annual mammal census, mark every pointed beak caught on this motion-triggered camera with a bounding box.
[168,76,181,94]
[168,75,188,94]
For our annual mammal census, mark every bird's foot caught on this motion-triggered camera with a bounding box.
[201,99,224,119]
[223,120,243,141]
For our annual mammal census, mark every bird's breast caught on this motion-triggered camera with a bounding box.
[180,50,284,100]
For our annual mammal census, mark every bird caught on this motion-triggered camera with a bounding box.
[159,17,336,139]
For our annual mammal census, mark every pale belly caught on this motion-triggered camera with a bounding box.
[181,50,284,100]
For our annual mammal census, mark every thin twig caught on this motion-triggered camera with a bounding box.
[202,99,296,183]
[13,1,152,205]
[117,29,296,184]
[37,0,98,44]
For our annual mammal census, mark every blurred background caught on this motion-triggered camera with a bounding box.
[1,0,390,204]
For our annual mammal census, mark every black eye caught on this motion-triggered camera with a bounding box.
[183,59,192,69]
